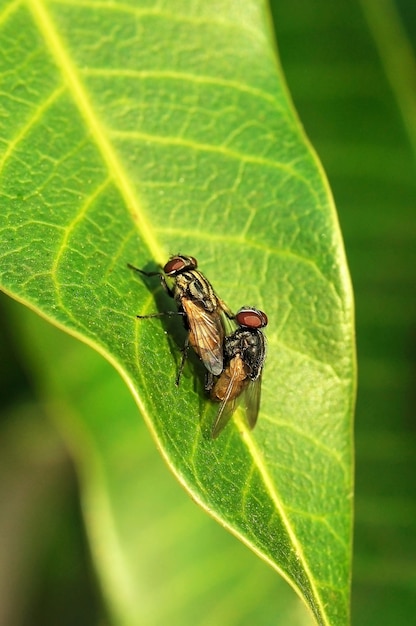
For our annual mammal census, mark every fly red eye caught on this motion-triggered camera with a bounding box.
[236,307,268,329]
[164,257,185,275]
[163,255,198,275]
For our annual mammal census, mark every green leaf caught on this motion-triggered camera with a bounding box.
[0,2,355,625]
[10,296,315,626]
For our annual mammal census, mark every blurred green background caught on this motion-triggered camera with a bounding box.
[1,1,415,625]
[271,0,416,623]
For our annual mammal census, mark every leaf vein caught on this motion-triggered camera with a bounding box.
[49,0,268,44]
[82,68,287,114]
[28,0,164,264]
[0,85,65,175]
[0,0,20,26]
[236,415,331,626]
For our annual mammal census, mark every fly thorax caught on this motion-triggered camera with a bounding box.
[225,329,264,380]
[245,332,265,379]
[183,271,217,312]
[224,331,245,358]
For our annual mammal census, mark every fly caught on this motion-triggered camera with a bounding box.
[207,307,268,438]
[128,255,234,385]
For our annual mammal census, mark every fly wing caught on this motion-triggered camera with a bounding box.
[211,357,248,439]
[243,371,262,429]
[211,368,239,439]
[182,298,224,375]
[211,395,238,439]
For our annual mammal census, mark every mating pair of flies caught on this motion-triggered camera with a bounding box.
[128,255,268,438]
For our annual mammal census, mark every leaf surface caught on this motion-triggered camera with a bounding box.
[11,297,315,626]
[0,2,355,624]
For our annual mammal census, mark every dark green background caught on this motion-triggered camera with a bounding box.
[271,0,416,624]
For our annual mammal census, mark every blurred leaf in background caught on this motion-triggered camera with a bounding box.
[0,1,355,625]
[0,299,106,626]
[271,0,416,624]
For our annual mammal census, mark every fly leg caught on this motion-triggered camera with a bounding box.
[136,311,184,320]
[127,262,174,298]
[204,371,215,392]
[218,297,235,320]
[175,334,191,386]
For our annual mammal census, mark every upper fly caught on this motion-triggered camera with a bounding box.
[128,255,234,385]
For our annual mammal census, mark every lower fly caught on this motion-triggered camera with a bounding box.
[128,255,234,385]
[207,307,268,438]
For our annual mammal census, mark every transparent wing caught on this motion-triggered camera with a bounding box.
[211,358,247,439]
[243,372,263,430]
[182,298,224,375]
[211,371,239,439]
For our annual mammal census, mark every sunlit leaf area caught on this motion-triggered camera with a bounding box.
[1,1,414,625]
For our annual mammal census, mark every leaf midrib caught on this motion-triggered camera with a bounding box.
[28,0,164,264]
[239,418,331,625]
